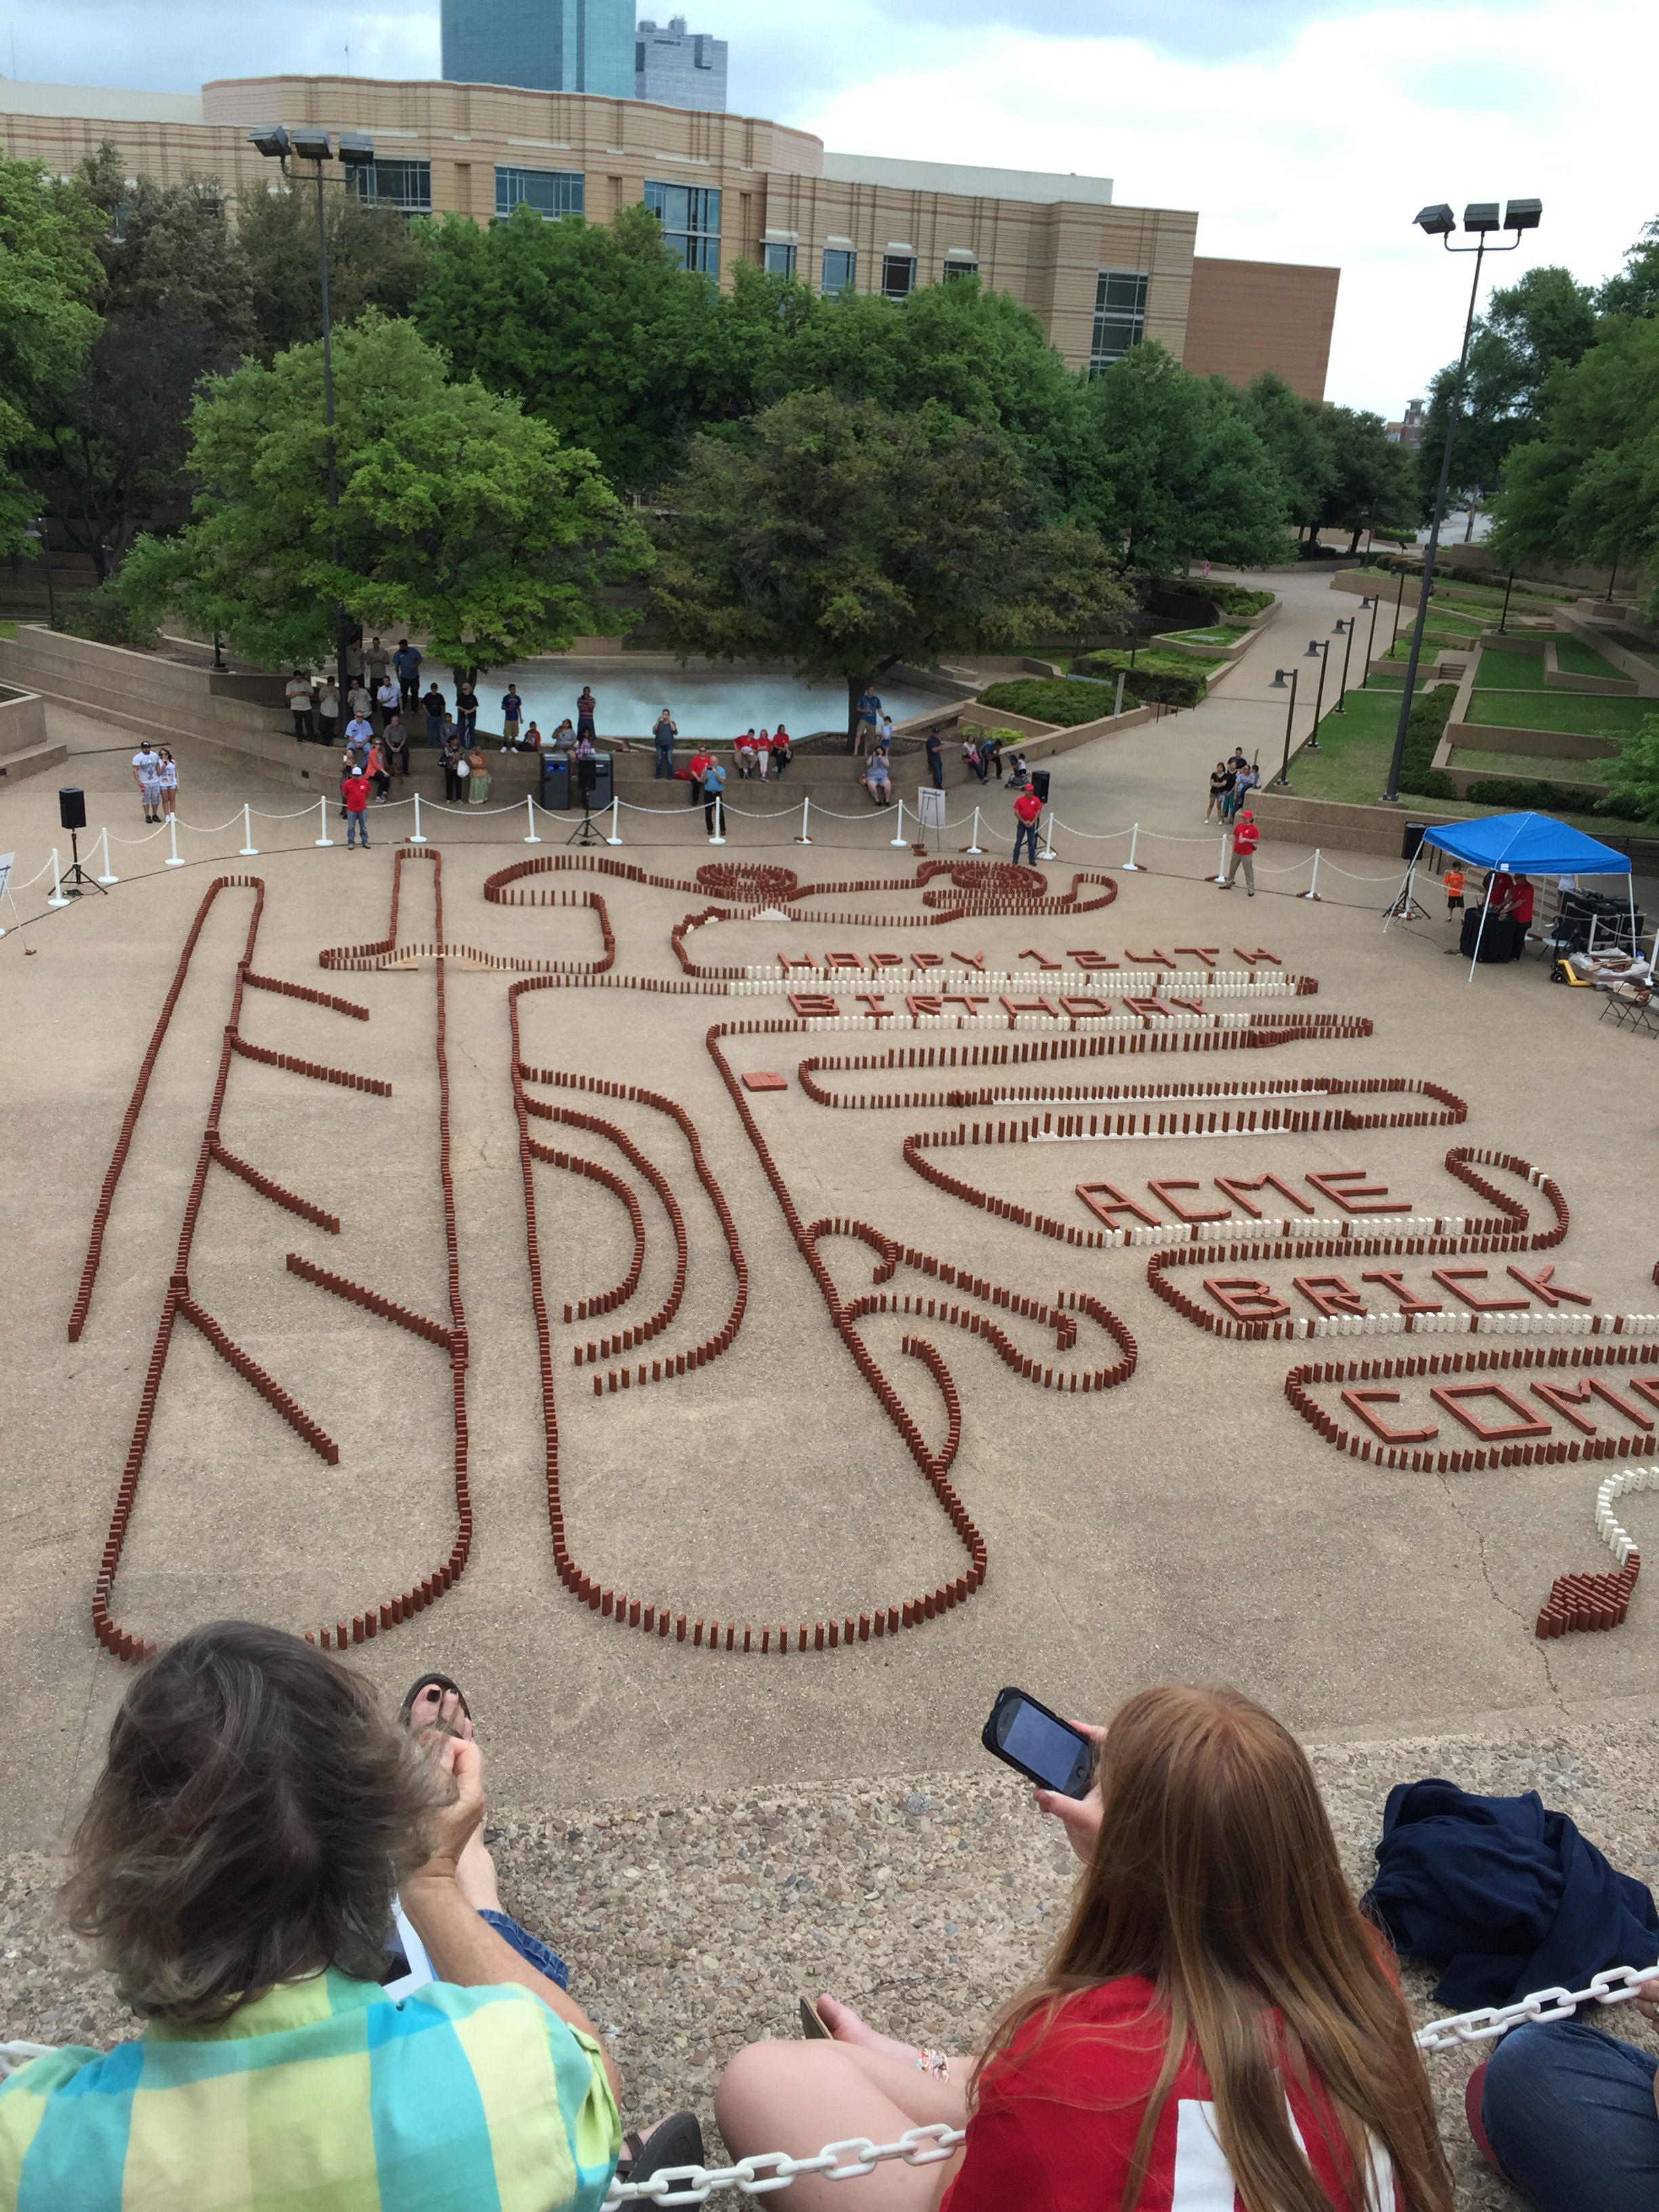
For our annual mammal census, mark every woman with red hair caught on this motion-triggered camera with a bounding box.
[716,1684,1452,2211]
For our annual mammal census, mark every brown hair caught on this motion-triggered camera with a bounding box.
[64,1620,442,2024]
[976,1685,1451,2212]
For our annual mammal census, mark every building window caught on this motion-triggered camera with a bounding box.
[882,253,916,299]
[763,241,796,276]
[495,166,585,222]
[942,256,978,281]
[1089,269,1149,373]
[347,159,433,216]
[645,180,720,274]
[821,247,856,294]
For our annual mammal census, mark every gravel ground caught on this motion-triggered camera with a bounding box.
[6,1708,1656,2207]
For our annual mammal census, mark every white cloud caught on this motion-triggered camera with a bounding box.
[7,0,1650,415]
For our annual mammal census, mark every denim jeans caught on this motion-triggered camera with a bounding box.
[1012,819,1040,866]
[929,757,943,788]
[655,741,674,778]
[1483,2020,1659,2212]
[346,809,369,846]
[480,1909,569,1990]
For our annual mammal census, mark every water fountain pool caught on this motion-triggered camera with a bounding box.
[465,659,951,742]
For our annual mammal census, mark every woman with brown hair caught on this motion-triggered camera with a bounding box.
[715,1683,1452,2212]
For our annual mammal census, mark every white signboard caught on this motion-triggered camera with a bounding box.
[915,787,947,831]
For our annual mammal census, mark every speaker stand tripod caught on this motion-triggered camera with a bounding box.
[56,825,109,899]
[565,800,604,847]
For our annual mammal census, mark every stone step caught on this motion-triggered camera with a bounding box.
[0,737,68,784]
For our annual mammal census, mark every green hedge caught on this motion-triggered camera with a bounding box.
[1071,650,1208,709]
[54,581,159,651]
[976,677,1120,728]
[1395,684,1457,800]
[1208,586,1275,618]
[1460,773,1615,810]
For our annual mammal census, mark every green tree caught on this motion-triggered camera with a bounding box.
[1415,265,1596,514]
[0,153,104,556]
[26,144,256,577]
[649,387,1130,738]
[1595,217,1659,321]
[1312,403,1418,552]
[120,314,651,672]
[237,177,429,358]
[1241,371,1335,535]
[1602,713,1659,823]
[413,203,729,492]
[1489,314,1659,609]
[1063,347,1290,573]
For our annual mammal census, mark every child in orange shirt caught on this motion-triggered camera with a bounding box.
[1444,866,1466,915]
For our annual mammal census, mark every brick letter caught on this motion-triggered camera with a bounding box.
[1340,1389,1439,1444]
[1216,1172,1317,1218]
[1362,1270,1443,1315]
[1078,1181,1160,1231]
[789,992,839,1017]
[1305,1168,1412,1215]
[1293,1274,1367,1317]
[1432,1267,1529,1313]
[1205,1276,1290,1322]
[1148,1179,1231,1224]
[1430,1382,1552,1441]
[1506,1262,1593,1308]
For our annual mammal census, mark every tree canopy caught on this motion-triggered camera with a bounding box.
[649,388,1130,735]
[238,176,428,359]
[121,314,651,672]
[0,153,105,555]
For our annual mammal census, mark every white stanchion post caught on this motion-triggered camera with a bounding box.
[890,798,907,848]
[1040,810,1057,860]
[1122,822,1142,870]
[315,796,334,848]
[967,806,983,854]
[1213,832,1229,886]
[239,803,258,857]
[408,791,426,844]
[607,794,622,846]
[710,793,725,846]
[1113,671,1126,719]
[96,827,118,885]
[165,815,184,867]
[1300,848,1322,901]
[524,795,541,846]
[798,796,812,843]
[47,848,69,907]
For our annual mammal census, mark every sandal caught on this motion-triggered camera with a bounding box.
[621,2111,705,2182]
[398,1673,472,1734]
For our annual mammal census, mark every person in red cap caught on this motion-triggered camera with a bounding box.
[1221,806,1258,895]
[342,765,373,848]
[1012,781,1044,867]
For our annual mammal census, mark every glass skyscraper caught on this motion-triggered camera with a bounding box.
[441,0,634,96]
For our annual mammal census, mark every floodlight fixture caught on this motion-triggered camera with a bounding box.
[1305,638,1324,658]
[337,131,375,166]
[1463,202,1501,234]
[1414,203,1456,235]
[1504,197,1542,232]
[249,124,291,160]
[289,125,333,162]
[1270,669,1290,689]
[1332,616,1352,633]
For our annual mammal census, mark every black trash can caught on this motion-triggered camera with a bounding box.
[1402,821,1429,863]
[541,756,571,811]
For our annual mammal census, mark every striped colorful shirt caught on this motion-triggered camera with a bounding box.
[0,1968,619,2212]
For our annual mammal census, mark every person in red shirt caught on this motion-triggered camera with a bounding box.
[715,1683,1450,2212]
[1012,783,1044,867]
[1221,806,1260,895]
[342,768,373,848]
[684,747,714,807]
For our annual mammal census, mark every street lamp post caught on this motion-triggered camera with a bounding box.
[1384,197,1540,802]
[1359,593,1380,689]
[24,518,56,626]
[1303,636,1331,751]
[249,123,375,697]
[1331,615,1357,715]
[1499,568,1515,633]
[1269,666,1300,786]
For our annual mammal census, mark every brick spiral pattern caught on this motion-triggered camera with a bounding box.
[83,852,472,1664]
[1536,1559,1640,1638]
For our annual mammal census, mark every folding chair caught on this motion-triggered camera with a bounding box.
[1599,985,1659,1036]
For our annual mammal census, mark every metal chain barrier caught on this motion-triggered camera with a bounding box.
[605,2124,964,2206]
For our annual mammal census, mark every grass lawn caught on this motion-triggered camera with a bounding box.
[1381,630,1477,659]
[1464,693,1654,739]
[0,619,15,640]
[1084,647,1216,680]
[1553,632,1625,677]
[1448,745,1609,785]
[1158,627,1237,647]
[1473,649,1549,690]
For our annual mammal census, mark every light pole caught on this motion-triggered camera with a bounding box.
[1359,592,1380,689]
[1385,197,1540,802]
[1303,636,1331,751]
[24,518,56,626]
[249,122,375,696]
[1269,665,1300,785]
[1498,568,1515,634]
[1331,615,1357,715]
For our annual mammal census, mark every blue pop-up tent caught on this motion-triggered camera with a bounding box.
[1416,812,1635,979]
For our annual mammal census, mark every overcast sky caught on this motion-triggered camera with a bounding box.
[5,0,1651,417]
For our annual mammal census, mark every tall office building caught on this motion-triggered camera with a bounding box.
[635,17,727,112]
[441,0,633,96]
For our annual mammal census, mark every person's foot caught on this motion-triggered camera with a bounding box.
[402,1684,499,1910]
[813,1994,920,2063]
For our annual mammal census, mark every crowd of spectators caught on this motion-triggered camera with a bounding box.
[14,1628,1640,2208]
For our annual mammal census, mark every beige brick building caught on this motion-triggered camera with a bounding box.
[1,75,1339,396]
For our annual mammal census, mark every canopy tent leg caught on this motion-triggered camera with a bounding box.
[1468,883,1495,981]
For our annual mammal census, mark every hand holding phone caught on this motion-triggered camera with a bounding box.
[983,1689,1105,1864]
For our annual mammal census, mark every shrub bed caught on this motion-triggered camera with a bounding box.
[975,678,1119,728]
[1395,684,1457,800]
[1072,650,1209,709]
[1209,586,1275,618]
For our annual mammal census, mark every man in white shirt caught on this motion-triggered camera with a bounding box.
[375,676,401,730]
[132,741,165,821]
[285,671,315,741]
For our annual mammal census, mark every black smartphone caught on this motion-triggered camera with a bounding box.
[982,1687,1094,1798]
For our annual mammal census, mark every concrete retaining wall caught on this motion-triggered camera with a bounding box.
[1252,790,1422,859]
[0,685,48,762]
[0,626,293,775]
